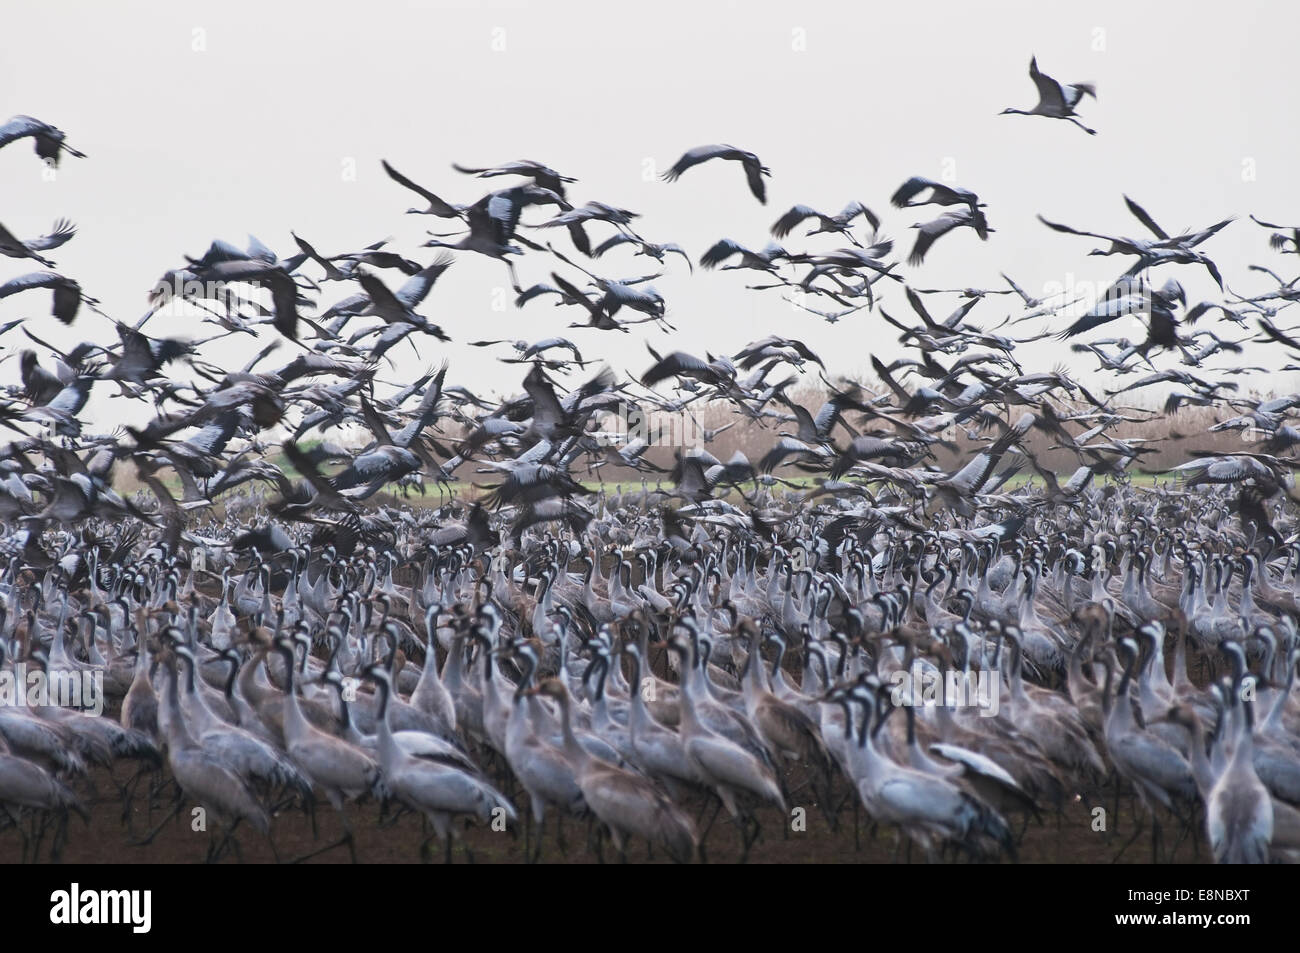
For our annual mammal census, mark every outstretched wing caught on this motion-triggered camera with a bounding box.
[1123,195,1168,240]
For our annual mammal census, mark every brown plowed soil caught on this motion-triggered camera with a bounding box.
[1,761,1206,865]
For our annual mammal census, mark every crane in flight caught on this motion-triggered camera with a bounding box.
[1000,56,1097,135]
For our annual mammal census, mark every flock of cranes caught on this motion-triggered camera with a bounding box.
[2,52,1300,865]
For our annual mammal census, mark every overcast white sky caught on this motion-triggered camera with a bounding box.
[4,0,1299,427]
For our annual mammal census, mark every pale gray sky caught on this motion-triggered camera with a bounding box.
[4,0,1299,426]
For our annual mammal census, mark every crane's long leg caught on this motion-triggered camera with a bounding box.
[207,818,243,863]
[50,810,70,863]
[1112,806,1146,863]
[696,794,724,841]
[288,803,355,864]
[131,791,185,847]
[2,805,30,862]
[555,812,568,856]
[853,796,860,852]
[1169,811,1193,860]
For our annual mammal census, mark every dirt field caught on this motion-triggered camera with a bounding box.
[1,759,1207,865]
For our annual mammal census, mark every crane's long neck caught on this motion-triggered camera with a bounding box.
[1183,713,1216,797]
[553,690,587,768]
[675,652,705,735]
[163,663,197,751]
[375,676,401,770]
[280,648,308,738]
[625,649,651,736]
